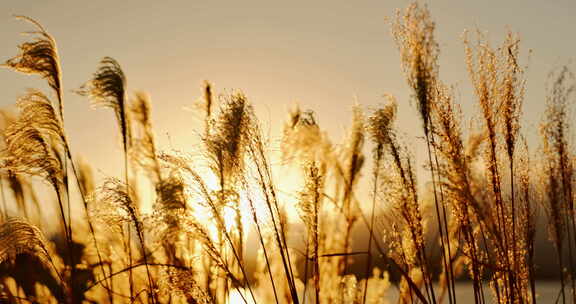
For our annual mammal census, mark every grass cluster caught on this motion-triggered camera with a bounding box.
[0,2,575,304]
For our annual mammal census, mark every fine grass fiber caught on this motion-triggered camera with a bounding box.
[0,2,575,304]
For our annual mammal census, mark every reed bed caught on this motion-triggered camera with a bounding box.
[0,2,575,303]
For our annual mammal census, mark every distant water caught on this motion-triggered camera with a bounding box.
[384,281,562,303]
[227,282,563,303]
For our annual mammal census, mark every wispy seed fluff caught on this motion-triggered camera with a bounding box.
[3,16,64,114]
[78,57,131,151]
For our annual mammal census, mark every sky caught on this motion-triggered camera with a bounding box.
[0,0,575,184]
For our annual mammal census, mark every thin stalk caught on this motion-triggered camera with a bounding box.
[358,144,430,304]
[415,220,436,304]
[63,156,73,266]
[123,154,136,303]
[62,147,114,303]
[267,175,298,292]
[559,146,576,301]
[467,225,485,304]
[362,147,380,304]
[488,129,513,301]
[423,134,441,304]
[53,183,75,302]
[255,142,298,291]
[431,142,456,304]
[54,77,116,301]
[61,154,78,304]
[122,141,156,303]
[201,178,257,304]
[250,147,299,303]
[522,175,536,304]
[126,228,135,302]
[186,170,256,304]
[251,199,280,304]
[242,176,279,304]
[313,180,320,304]
[557,247,567,304]
[563,210,576,301]
[0,177,7,219]
[85,262,248,304]
[302,237,310,304]
[510,157,519,301]
[215,210,257,304]
[341,161,359,281]
[54,184,72,262]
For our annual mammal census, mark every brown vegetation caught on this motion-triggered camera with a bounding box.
[0,2,575,303]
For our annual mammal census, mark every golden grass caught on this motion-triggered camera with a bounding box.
[0,2,575,304]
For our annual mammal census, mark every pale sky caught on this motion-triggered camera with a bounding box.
[1,0,575,182]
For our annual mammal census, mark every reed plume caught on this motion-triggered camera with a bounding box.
[131,92,162,182]
[430,85,488,303]
[203,81,214,137]
[3,16,63,117]
[78,57,131,152]
[296,161,325,304]
[392,2,438,137]
[540,66,575,303]
[363,97,397,304]
[0,217,68,301]
[77,56,147,301]
[338,106,365,279]
[160,148,257,303]
[1,92,69,252]
[90,177,156,302]
[203,92,253,302]
[160,267,211,304]
[76,157,95,196]
[0,217,57,270]
[205,92,251,188]
[1,3,576,303]
[2,118,60,184]
[2,19,115,301]
[393,4,453,302]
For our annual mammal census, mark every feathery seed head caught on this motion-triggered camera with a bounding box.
[367,96,397,150]
[392,3,439,135]
[78,57,131,149]
[3,16,63,107]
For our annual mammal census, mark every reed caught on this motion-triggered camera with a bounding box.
[1,3,575,304]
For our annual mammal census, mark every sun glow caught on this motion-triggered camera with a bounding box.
[185,168,268,237]
[227,288,255,304]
